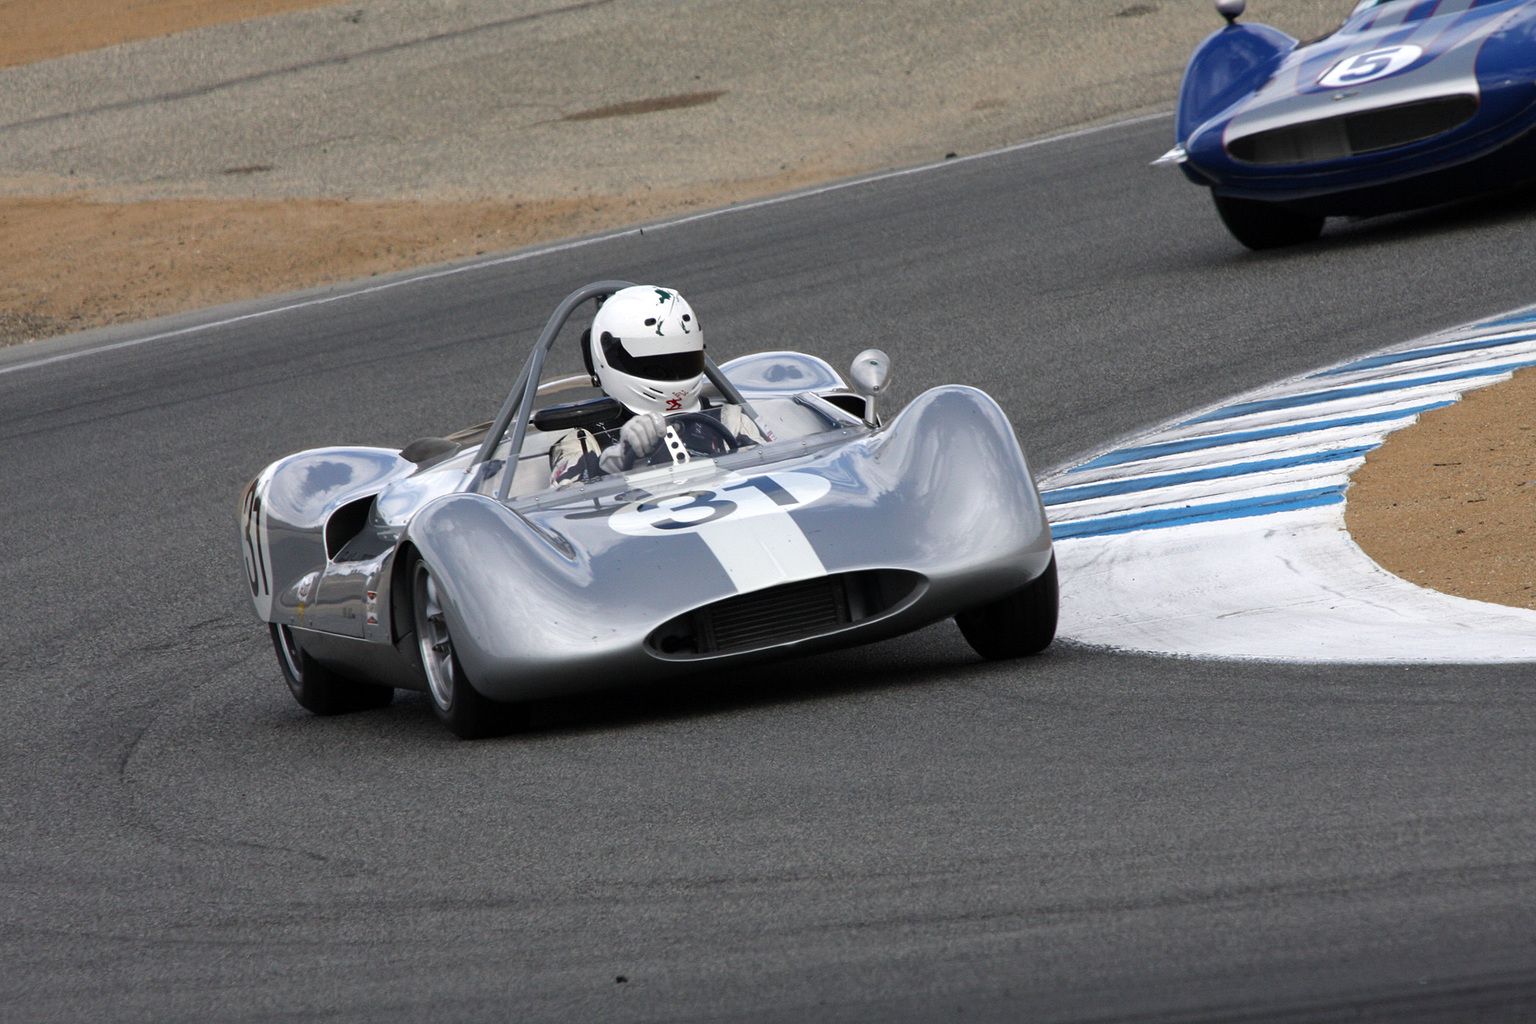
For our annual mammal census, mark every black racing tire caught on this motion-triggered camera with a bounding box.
[955,556,1058,660]
[1212,194,1325,250]
[410,555,528,740]
[270,623,394,715]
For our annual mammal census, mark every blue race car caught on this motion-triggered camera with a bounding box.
[1160,0,1536,248]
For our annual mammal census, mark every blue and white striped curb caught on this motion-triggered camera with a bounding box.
[1038,306,1536,663]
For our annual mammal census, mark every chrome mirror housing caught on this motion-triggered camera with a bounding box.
[849,349,890,427]
[1216,0,1245,23]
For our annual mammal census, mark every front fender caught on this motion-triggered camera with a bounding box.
[402,493,638,698]
[797,384,1054,595]
[1177,22,1297,143]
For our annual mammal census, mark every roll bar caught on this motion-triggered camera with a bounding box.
[464,280,762,501]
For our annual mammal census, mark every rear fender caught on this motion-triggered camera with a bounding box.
[719,351,848,395]
[239,447,413,623]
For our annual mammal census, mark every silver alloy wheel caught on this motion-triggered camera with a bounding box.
[414,563,457,711]
[276,624,305,682]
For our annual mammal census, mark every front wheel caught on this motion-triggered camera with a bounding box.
[955,556,1058,660]
[1213,194,1325,250]
[411,556,528,739]
[271,623,394,715]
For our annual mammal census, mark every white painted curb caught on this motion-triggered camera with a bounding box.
[1040,306,1536,662]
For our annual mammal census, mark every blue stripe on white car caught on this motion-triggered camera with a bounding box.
[1038,306,1536,663]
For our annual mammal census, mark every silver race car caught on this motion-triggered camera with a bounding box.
[240,281,1057,737]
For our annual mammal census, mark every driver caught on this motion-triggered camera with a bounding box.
[550,286,766,485]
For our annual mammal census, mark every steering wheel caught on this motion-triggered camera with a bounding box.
[665,411,741,456]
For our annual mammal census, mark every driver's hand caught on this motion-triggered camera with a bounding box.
[623,410,666,461]
[599,411,665,473]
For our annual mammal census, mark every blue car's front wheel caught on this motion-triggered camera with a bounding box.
[1213,194,1325,250]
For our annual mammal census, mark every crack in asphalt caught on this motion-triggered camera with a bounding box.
[0,0,624,134]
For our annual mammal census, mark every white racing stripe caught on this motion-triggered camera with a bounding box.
[608,470,830,594]
[1040,305,1536,663]
[695,506,828,594]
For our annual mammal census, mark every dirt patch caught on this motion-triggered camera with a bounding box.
[565,91,727,122]
[0,0,349,68]
[0,165,845,345]
[0,310,66,346]
[1346,366,1536,610]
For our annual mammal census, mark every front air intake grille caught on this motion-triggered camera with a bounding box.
[1226,95,1478,165]
[708,577,846,652]
[647,570,924,659]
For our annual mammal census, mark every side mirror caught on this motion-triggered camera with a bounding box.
[1216,0,1244,23]
[849,349,890,427]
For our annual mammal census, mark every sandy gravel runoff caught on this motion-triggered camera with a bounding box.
[0,0,1346,340]
[1348,366,1536,611]
[2,0,1529,613]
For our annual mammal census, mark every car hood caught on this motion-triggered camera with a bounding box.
[1223,0,1526,143]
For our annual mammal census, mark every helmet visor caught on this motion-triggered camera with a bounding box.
[600,332,704,381]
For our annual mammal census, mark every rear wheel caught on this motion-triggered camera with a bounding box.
[411,556,527,739]
[270,623,393,715]
[1213,194,1325,250]
[955,556,1058,660]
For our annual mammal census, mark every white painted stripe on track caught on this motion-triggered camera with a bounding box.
[1040,303,1536,663]
[0,111,1172,379]
[1057,507,1536,662]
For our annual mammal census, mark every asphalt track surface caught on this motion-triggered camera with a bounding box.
[4,117,1536,1023]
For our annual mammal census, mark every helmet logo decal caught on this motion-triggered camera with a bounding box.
[642,289,693,335]
[654,288,672,332]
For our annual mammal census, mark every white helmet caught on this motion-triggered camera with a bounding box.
[589,285,704,415]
